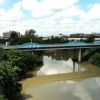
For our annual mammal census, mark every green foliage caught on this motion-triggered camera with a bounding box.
[85,35,95,43]
[69,34,80,38]
[0,94,8,100]
[82,48,100,67]
[19,29,38,44]
[0,48,37,100]
[43,36,69,44]
[9,31,20,45]
[0,48,8,61]
[89,52,100,66]
[82,48,97,61]
[7,49,37,79]
[0,61,22,99]
[0,38,9,44]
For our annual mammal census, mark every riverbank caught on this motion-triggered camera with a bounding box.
[0,48,41,100]
[82,48,100,67]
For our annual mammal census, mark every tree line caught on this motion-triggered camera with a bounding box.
[0,29,97,45]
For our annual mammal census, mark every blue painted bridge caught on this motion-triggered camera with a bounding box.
[2,41,100,51]
[2,41,100,62]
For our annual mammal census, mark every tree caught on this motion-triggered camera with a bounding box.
[20,29,37,44]
[85,35,95,43]
[69,34,80,38]
[51,35,54,43]
[9,31,20,45]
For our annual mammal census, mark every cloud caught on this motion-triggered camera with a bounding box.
[0,0,8,5]
[62,6,85,17]
[0,2,27,35]
[0,9,6,15]
[87,4,92,9]
[22,0,79,17]
[1,1,100,37]
[81,3,100,19]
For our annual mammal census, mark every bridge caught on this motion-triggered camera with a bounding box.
[1,41,100,62]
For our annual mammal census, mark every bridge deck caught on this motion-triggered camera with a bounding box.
[3,44,100,51]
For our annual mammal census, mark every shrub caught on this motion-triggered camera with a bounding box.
[0,48,8,61]
[82,48,96,61]
[89,52,100,66]
[0,61,22,99]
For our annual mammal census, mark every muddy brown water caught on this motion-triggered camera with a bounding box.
[19,50,100,100]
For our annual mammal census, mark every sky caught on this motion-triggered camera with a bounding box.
[0,0,100,37]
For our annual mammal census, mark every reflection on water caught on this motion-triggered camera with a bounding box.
[19,50,100,100]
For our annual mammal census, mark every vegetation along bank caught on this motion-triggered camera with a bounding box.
[82,48,100,67]
[0,48,39,100]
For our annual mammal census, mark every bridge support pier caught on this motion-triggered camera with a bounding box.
[73,49,75,61]
[78,49,81,62]
[73,62,75,72]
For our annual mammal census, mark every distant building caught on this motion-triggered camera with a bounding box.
[3,31,20,39]
[0,36,3,39]
[92,33,100,37]
[61,35,68,38]
[42,36,52,40]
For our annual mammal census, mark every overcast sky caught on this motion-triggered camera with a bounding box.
[0,0,100,36]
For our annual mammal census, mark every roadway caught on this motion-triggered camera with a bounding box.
[3,44,100,51]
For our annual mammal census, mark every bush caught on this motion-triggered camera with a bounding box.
[82,48,96,61]
[89,52,100,66]
[0,61,22,99]
[7,49,37,79]
[0,48,8,61]
[0,48,37,100]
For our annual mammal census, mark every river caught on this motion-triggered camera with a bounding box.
[19,50,100,100]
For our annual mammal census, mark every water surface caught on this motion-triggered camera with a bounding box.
[19,50,100,100]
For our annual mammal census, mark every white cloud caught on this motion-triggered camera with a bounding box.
[0,0,8,5]
[0,9,6,15]
[81,3,100,19]
[0,2,27,35]
[1,1,100,37]
[87,4,92,9]
[5,2,24,18]
[22,0,79,17]
[62,6,85,17]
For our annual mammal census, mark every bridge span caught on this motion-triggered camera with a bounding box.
[2,41,100,62]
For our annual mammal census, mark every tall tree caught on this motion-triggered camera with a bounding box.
[9,31,20,45]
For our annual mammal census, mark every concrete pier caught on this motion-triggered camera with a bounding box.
[78,49,81,62]
[73,49,75,61]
